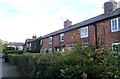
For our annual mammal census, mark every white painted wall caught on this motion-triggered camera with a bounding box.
[17,46,23,51]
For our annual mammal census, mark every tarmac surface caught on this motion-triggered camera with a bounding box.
[0,58,23,79]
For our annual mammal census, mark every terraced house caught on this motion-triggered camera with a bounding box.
[41,0,120,53]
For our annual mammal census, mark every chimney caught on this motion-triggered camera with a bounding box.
[32,34,37,40]
[104,0,117,13]
[64,19,72,28]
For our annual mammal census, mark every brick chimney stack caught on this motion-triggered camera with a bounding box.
[64,19,72,28]
[32,34,37,40]
[104,0,117,13]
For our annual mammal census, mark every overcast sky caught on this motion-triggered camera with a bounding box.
[0,0,119,42]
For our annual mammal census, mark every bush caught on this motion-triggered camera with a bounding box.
[6,47,15,51]
[7,45,120,79]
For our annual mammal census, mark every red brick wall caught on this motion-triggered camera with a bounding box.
[95,18,120,49]
[89,25,96,45]
[96,20,111,48]
[53,35,59,47]
[64,29,80,45]
[41,38,52,52]
[41,17,120,53]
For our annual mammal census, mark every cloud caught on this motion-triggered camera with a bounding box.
[0,0,53,42]
[1,0,119,42]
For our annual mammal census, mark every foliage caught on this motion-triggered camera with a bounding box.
[45,49,49,53]
[2,43,7,52]
[0,39,3,52]
[6,47,15,51]
[5,50,23,54]
[7,44,120,79]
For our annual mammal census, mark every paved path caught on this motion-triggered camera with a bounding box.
[0,58,23,79]
[0,58,2,79]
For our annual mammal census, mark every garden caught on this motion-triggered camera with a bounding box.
[7,43,120,79]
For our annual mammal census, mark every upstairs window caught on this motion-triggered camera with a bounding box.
[118,18,120,30]
[111,17,120,32]
[60,33,64,42]
[112,43,120,53]
[29,43,31,48]
[80,26,88,38]
[48,37,52,44]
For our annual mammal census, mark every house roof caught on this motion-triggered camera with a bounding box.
[7,42,24,46]
[25,39,33,43]
[27,36,42,43]
[43,8,120,39]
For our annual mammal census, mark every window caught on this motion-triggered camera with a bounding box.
[112,43,120,53]
[111,17,120,32]
[67,44,75,50]
[48,37,52,44]
[80,26,88,38]
[62,48,64,52]
[60,33,64,42]
[40,40,43,46]
[118,18,120,30]
[49,48,52,53]
[57,48,59,52]
[82,43,88,48]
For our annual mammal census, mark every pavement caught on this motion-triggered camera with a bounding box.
[0,58,2,79]
[0,58,24,79]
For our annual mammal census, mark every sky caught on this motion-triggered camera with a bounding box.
[0,0,119,43]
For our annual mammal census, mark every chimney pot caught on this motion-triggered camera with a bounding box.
[32,34,37,40]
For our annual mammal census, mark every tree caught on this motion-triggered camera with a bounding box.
[0,39,4,52]
[2,43,7,52]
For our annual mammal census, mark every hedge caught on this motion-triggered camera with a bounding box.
[8,48,120,79]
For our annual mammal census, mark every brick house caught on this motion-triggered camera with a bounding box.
[24,34,37,52]
[24,39,33,52]
[24,35,42,52]
[41,0,120,53]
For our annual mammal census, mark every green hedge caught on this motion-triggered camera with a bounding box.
[8,48,120,79]
[5,50,23,54]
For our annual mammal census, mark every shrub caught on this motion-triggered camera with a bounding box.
[7,45,120,79]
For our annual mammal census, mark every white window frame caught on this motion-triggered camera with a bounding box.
[62,48,65,52]
[49,48,52,53]
[80,26,88,38]
[29,43,31,48]
[111,17,120,32]
[57,48,59,52]
[82,43,88,48]
[112,43,120,53]
[67,44,75,50]
[60,33,64,42]
[118,18,120,30]
[48,37,52,44]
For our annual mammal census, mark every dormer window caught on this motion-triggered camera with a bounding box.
[48,37,52,44]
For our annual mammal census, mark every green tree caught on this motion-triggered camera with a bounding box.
[2,43,7,52]
[0,39,4,52]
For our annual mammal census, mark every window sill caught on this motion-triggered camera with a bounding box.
[81,36,88,38]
